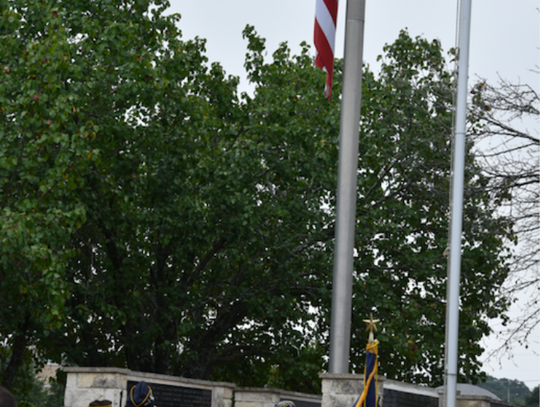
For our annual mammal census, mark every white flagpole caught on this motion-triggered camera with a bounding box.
[444,0,472,405]
[328,0,366,374]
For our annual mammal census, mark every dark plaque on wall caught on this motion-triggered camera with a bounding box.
[382,388,438,407]
[127,380,212,407]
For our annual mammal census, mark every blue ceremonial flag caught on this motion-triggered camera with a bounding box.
[353,314,379,407]
[353,340,379,407]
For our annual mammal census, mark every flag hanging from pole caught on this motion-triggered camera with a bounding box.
[354,340,378,407]
[353,315,379,407]
[314,0,338,98]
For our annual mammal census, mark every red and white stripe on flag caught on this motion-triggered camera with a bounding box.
[314,0,338,98]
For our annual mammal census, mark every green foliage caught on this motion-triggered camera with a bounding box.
[0,0,514,394]
[0,353,64,406]
[526,386,539,407]
[14,372,65,407]
[0,0,96,387]
[476,375,533,406]
[25,378,65,407]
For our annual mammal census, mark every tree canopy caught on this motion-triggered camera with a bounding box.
[1,0,514,395]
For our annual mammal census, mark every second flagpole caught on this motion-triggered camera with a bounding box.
[444,0,473,406]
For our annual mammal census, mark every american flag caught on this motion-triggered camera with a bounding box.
[314,0,338,98]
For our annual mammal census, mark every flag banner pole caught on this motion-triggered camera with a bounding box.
[353,315,379,407]
[444,0,473,406]
[328,0,367,374]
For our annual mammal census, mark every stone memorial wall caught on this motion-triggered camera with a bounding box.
[64,367,519,407]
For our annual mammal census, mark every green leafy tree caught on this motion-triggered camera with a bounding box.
[54,19,340,393]
[1,0,514,393]
[0,0,92,389]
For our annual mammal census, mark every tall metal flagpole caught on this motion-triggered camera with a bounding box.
[444,0,472,406]
[328,0,366,374]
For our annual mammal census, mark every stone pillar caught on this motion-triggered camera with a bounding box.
[320,374,385,407]
[64,367,129,407]
[212,384,234,407]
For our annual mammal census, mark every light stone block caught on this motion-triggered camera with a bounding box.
[320,374,385,407]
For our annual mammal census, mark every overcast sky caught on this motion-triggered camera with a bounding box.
[166,0,539,390]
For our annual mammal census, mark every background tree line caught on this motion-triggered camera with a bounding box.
[1,0,534,401]
[476,376,539,406]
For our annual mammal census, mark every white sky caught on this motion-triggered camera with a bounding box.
[166,0,539,391]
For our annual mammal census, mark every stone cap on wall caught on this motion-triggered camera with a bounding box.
[384,378,438,398]
[436,384,500,401]
[63,367,236,389]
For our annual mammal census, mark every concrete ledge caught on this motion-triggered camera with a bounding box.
[63,367,236,389]
[384,378,438,398]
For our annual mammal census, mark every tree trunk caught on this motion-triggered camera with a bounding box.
[1,319,29,390]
